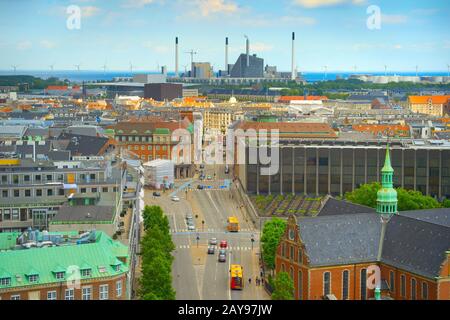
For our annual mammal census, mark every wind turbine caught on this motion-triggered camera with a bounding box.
[11,65,19,73]
[384,65,388,76]
[101,62,107,73]
[49,64,55,72]
[447,64,449,78]
[74,64,81,72]
[415,65,418,77]
[323,65,328,80]
[129,61,136,74]
[353,65,357,73]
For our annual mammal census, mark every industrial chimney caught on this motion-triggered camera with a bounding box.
[225,37,229,73]
[291,32,295,80]
[175,37,179,77]
[245,35,250,67]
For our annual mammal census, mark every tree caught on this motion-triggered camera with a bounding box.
[442,199,450,208]
[142,205,170,232]
[271,272,294,300]
[345,182,443,211]
[261,218,287,270]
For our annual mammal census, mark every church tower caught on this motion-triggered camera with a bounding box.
[376,144,398,220]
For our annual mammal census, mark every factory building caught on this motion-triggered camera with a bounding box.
[191,62,213,79]
[230,53,264,78]
[143,83,183,101]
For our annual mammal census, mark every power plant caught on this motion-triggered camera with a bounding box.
[169,32,304,84]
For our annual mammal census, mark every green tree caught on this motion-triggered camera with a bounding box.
[442,199,450,208]
[345,182,442,211]
[261,218,287,270]
[271,272,294,300]
[142,205,170,232]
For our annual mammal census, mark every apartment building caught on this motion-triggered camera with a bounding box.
[409,95,450,117]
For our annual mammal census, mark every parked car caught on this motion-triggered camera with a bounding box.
[225,165,229,174]
[152,191,161,197]
[218,252,226,262]
[220,240,228,248]
[188,225,195,231]
[209,238,218,245]
[207,175,212,180]
[199,164,205,169]
[219,249,226,255]
[207,246,215,254]
[197,184,204,190]
[186,214,193,220]
[171,196,180,202]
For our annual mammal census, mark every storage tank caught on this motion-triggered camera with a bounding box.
[143,159,175,189]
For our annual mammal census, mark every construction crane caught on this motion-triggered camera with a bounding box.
[185,50,198,66]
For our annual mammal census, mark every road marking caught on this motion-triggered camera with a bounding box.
[172,215,177,233]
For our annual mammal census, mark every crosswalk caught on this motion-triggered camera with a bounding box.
[176,244,254,251]
[186,187,230,192]
[171,228,254,233]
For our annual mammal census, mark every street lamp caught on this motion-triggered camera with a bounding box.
[196,233,200,248]
[201,220,205,232]
[251,234,255,250]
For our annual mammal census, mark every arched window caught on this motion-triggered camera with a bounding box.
[342,270,349,300]
[411,278,416,300]
[421,282,428,300]
[298,271,303,300]
[360,269,367,300]
[298,249,302,264]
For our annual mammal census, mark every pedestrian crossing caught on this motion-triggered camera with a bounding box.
[171,228,254,233]
[185,187,230,192]
[176,244,253,251]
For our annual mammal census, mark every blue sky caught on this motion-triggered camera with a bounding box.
[0,0,449,72]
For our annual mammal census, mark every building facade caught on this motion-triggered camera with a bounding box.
[409,95,450,117]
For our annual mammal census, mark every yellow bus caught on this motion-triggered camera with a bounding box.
[227,216,240,232]
[230,264,244,290]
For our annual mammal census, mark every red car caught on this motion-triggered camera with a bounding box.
[220,240,228,248]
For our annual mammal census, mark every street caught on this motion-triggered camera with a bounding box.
[143,165,269,300]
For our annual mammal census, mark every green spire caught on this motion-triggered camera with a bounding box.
[376,144,398,218]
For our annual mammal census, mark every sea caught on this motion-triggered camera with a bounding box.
[0,70,448,84]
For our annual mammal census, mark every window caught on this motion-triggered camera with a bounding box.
[422,282,428,300]
[1,175,7,184]
[342,270,349,300]
[0,277,11,286]
[25,189,31,197]
[102,187,108,193]
[290,246,294,260]
[12,209,19,220]
[148,145,152,151]
[141,145,145,150]
[47,189,53,196]
[47,291,57,300]
[281,243,286,257]
[323,272,331,296]
[114,264,121,272]
[360,269,367,300]
[58,189,64,196]
[12,174,19,184]
[91,188,97,193]
[46,174,53,181]
[90,174,95,180]
[162,146,167,151]
[298,271,302,300]
[99,284,109,300]
[35,175,41,182]
[11,295,20,300]
[2,190,8,197]
[281,263,285,272]
[156,146,160,151]
[298,249,302,264]
[28,274,39,283]
[81,188,86,194]
[14,189,20,197]
[411,279,416,300]
[81,269,92,277]
[134,146,138,150]
[36,189,42,197]
[82,286,92,300]
[400,275,406,298]
[55,272,65,280]
[389,271,395,292]
[116,280,122,297]
[290,267,294,280]
[24,175,30,182]
[65,288,74,300]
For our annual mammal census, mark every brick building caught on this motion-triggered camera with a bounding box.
[0,229,129,300]
[274,146,450,300]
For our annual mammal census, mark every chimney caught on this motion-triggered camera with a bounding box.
[175,37,179,77]
[291,32,295,80]
[245,35,250,67]
[225,37,229,72]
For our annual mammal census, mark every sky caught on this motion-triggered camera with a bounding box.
[0,0,449,72]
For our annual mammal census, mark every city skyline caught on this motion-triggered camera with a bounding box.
[0,0,449,72]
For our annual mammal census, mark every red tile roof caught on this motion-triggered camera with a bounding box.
[235,121,337,139]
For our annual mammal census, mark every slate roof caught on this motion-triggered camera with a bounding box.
[51,205,115,224]
[398,208,450,228]
[58,133,110,156]
[382,214,450,278]
[318,197,375,216]
[298,213,382,267]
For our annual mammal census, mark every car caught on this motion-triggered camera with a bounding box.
[220,240,228,248]
[209,238,218,245]
[207,175,212,180]
[152,191,161,197]
[207,246,215,254]
[199,175,205,180]
[225,166,229,174]
[199,164,205,169]
[188,225,195,231]
[171,196,180,202]
[218,253,226,262]
[186,214,193,220]
[219,249,226,255]
[197,184,204,190]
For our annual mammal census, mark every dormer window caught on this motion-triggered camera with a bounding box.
[114,265,121,272]
[80,268,92,277]
[28,274,39,283]
[55,272,65,280]
[0,277,11,287]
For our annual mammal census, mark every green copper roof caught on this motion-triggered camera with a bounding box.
[381,144,394,173]
[0,231,128,290]
[0,232,20,251]
[154,128,170,135]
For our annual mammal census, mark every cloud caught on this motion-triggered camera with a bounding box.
[381,14,407,24]
[293,0,365,8]
[40,40,56,49]
[250,42,273,52]
[197,0,239,16]
[81,6,101,17]
[142,41,170,53]
[17,41,32,51]
[122,0,157,8]
[280,16,317,25]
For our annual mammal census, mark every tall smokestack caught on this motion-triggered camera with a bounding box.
[291,32,295,80]
[245,35,249,67]
[225,37,229,72]
[175,37,179,77]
